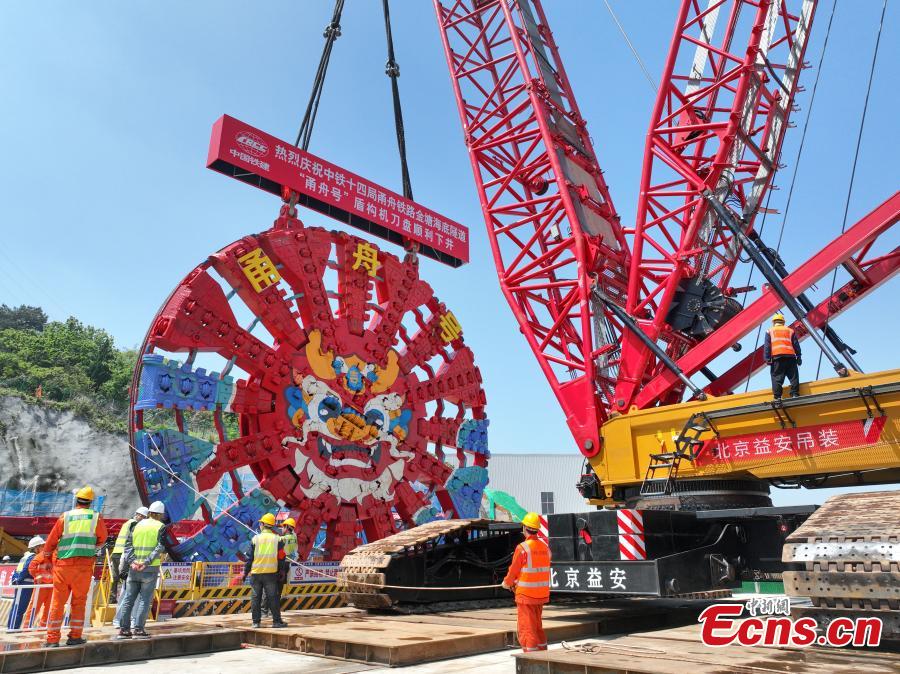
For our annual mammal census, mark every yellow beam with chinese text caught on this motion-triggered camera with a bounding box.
[589,368,900,504]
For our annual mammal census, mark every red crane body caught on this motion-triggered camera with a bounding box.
[434,0,900,457]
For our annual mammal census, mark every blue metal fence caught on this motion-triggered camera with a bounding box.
[0,489,105,517]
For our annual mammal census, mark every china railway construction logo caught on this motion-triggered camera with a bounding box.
[235,130,269,157]
[699,600,882,648]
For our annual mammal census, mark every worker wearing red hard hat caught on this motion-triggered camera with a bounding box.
[43,486,108,648]
[765,313,802,400]
[502,512,551,652]
[243,513,288,629]
[23,536,53,629]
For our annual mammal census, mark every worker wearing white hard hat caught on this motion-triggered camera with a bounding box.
[22,536,53,629]
[111,506,150,605]
[6,536,47,629]
[117,501,168,639]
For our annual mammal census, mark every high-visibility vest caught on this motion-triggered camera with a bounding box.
[514,536,551,600]
[57,508,98,559]
[14,552,35,580]
[280,531,298,559]
[112,518,137,555]
[132,518,164,567]
[251,531,279,575]
[769,325,796,357]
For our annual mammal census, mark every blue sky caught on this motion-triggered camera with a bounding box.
[2,2,898,505]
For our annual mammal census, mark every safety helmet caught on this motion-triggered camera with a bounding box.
[75,486,95,501]
[772,313,785,323]
[148,501,166,514]
[28,536,45,549]
[136,506,150,517]
[521,512,542,531]
[283,517,296,529]
[259,513,277,527]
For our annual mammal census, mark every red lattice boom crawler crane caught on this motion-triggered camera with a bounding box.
[355,0,900,630]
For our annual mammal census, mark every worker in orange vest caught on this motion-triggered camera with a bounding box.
[23,538,54,628]
[42,486,108,648]
[764,313,802,400]
[502,512,551,652]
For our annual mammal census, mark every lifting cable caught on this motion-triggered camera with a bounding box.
[381,0,414,201]
[135,433,501,591]
[815,0,889,379]
[295,0,346,150]
[740,0,839,393]
[292,0,418,256]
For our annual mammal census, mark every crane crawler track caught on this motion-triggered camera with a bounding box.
[338,519,522,610]
[783,491,900,638]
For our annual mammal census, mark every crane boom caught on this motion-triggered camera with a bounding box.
[617,0,818,411]
[435,0,630,455]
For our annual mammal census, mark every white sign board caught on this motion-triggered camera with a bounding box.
[287,561,339,584]
[160,562,193,589]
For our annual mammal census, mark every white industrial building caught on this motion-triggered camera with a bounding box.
[486,453,589,515]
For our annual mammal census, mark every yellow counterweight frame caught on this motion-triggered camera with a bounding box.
[589,369,900,506]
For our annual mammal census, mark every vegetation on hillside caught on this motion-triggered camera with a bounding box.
[0,304,135,433]
[0,304,238,440]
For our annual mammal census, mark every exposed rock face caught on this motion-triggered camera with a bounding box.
[0,396,134,518]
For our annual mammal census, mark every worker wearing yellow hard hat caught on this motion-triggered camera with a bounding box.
[243,514,287,629]
[502,512,551,652]
[766,312,801,400]
[43,486,108,648]
[277,516,299,603]
[280,517,298,560]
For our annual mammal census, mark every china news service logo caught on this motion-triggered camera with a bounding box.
[235,130,269,158]
[699,597,882,648]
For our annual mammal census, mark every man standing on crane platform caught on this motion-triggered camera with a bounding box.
[502,512,551,652]
[765,313,802,400]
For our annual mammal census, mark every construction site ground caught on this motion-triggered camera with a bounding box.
[1,597,897,673]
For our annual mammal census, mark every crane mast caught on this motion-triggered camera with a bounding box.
[434,0,630,455]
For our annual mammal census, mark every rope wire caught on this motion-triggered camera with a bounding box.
[815,0,889,378]
[381,0,414,200]
[295,0,346,150]
[601,0,657,92]
[740,0,839,392]
[137,432,502,591]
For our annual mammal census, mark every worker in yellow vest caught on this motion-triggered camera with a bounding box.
[276,517,298,598]
[243,513,287,629]
[110,506,148,602]
[502,512,551,652]
[6,536,43,629]
[764,313,802,400]
[43,486,108,648]
[280,517,299,561]
[116,501,168,640]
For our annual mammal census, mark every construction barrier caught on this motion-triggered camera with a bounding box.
[155,560,342,618]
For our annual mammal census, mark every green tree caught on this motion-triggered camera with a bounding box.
[0,304,47,331]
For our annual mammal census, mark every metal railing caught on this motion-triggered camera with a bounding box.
[1,581,95,633]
